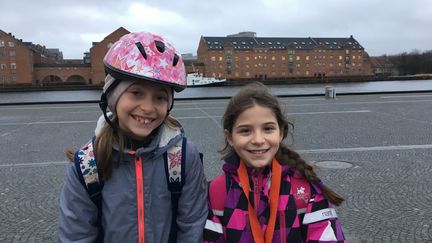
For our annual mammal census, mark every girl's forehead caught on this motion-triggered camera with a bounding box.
[235,104,277,122]
[128,81,171,92]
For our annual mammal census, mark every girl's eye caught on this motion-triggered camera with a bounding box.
[237,128,250,134]
[155,95,168,102]
[264,126,276,132]
[128,89,141,96]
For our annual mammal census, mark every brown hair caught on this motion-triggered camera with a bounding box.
[220,82,344,206]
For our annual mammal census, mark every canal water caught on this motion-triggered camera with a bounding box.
[0,79,431,105]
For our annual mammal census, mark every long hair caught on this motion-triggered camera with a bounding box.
[92,114,180,180]
[220,82,344,206]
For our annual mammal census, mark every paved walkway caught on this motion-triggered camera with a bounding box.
[1,92,432,242]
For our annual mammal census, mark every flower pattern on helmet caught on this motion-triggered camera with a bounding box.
[104,32,186,91]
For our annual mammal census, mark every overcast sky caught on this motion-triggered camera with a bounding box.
[2,0,430,59]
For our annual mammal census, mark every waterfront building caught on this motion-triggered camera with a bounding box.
[0,28,374,86]
[197,33,373,81]
[0,27,129,86]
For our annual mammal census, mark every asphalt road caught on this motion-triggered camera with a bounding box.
[1,92,432,242]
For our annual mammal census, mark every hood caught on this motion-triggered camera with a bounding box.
[95,113,183,159]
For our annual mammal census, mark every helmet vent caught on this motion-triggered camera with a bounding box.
[155,40,165,53]
[135,42,147,60]
[173,54,179,67]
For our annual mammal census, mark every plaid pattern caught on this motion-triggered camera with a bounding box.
[204,156,345,243]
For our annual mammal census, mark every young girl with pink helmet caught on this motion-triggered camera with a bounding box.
[59,32,208,243]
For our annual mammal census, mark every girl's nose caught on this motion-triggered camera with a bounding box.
[139,97,154,112]
[251,131,265,144]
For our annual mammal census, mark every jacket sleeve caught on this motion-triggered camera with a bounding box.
[58,162,99,243]
[301,191,346,242]
[203,198,225,243]
[176,141,209,243]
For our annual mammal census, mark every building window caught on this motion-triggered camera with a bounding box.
[0,40,4,47]
[10,63,16,69]
[211,56,216,61]
[11,75,16,82]
[306,70,309,75]
[219,56,223,61]
[296,56,300,61]
[306,56,309,61]
[245,72,250,77]
[9,50,16,56]
[8,41,15,47]
[339,56,342,60]
[0,50,4,57]
[281,56,286,60]
[0,64,6,70]
[245,56,250,61]
[272,56,276,61]
[235,72,239,77]
[1,75,8,82]
[345,49,350,54]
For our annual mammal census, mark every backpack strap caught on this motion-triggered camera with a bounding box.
[208,173,228,218]
[164,137,187,242]
[290,172,312,214]
[74,136,104,243]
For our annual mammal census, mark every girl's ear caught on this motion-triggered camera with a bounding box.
[224,129,233,146]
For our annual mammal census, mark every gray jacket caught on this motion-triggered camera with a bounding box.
[58,123,208,242]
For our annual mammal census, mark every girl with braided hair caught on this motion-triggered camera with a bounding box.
[204,82,345,242]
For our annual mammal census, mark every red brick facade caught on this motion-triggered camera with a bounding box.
[0,28,373,87]
[0,27,129,86]
[197,35,373,81]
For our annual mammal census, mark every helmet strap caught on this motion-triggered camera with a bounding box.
[99,93,117,132]
[168,88,174,112]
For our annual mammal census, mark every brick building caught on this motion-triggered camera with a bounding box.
[369,56,399,77]
[197,33,373,81]
[1,28,374,87]
[0,30,34,85]
[0,27,129,86]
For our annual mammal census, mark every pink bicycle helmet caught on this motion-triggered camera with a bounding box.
[103,32,186,92]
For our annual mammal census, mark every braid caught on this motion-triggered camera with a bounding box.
[277,145,345,206]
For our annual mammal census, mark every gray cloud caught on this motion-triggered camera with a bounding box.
[2,0,430,58]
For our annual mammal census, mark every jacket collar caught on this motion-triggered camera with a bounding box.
[222,153,293,177]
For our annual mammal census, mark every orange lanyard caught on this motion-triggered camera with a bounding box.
[134,155,145,243]
[237,159,282,243]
